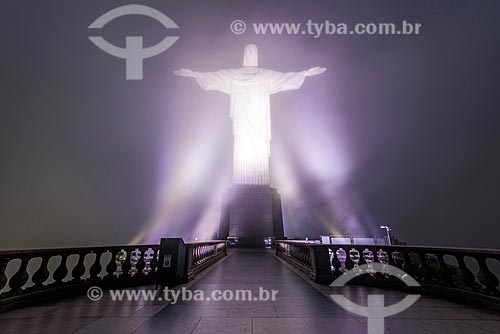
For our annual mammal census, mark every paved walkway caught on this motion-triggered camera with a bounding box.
[1,249,499,333]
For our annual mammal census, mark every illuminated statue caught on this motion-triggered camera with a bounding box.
[175,44,326,185]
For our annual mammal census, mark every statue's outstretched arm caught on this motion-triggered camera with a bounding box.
[174,68,196,77]
[174,68,231,93]
[268,67,326,94]
[305,67,327,77]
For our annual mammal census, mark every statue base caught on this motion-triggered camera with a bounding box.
[218,185,284,247]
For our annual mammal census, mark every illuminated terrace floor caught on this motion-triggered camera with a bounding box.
[1,249,499,333]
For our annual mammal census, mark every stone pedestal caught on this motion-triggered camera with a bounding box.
[218,185,284,247]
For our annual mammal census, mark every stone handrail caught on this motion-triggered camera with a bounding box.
[186,241,228,281]
[276,241,500,308]
[0,240,227,312]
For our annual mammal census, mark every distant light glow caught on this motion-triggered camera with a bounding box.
[129,98,232,244]
[272,93,374,237]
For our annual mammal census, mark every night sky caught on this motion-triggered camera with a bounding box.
[1,0,499,250]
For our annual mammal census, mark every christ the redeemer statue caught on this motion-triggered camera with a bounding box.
[175,44,326,185]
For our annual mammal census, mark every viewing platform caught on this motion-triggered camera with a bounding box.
[1,244,499,334]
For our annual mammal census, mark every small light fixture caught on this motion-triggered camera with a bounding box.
[380,226,392,245]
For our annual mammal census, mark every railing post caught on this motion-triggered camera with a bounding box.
[187,246,194,271]
[309,246,334,284]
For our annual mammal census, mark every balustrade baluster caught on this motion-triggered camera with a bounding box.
[128,248,142,277]
[112,249,127,278]
[399,250,416,277]
[68,251,87,283]
[29,257,49,291]
[363,248,375,276]
[9,256,29,292]
[414,251,432,281]
[18,258,38,291]
[0,257,10,292]
[477,256,500,295]
[328,248,336,274]
[136,247,147,275]
[71,252,87,282]
[89,251,104,281]
[434,252,453,284]
[330,247,341,277]
[336,248,348,273]
[349,248,361,274]
[105,249,119,280]
[50,254,65,284]
[121,249,132,276]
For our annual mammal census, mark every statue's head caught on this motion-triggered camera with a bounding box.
[243,44,258,67]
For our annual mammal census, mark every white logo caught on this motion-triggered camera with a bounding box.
[88,4,179,80]
[330,263,420,334]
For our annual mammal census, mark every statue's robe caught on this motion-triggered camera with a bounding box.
[193,67,307,185]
